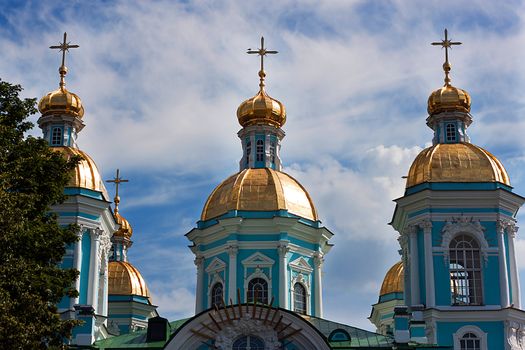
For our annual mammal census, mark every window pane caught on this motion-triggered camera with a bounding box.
[293,283,306,314]
[247,278,268,304]
[449,235,483,305]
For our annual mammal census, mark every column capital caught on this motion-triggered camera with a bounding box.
[92,227,103,240]
[403,225,417,236]
[227,244,239,257]
[277,243,289,257]
[194,256,204,268]
[313,252,324,267]
[508,224,519,238]
[418,219,432,232]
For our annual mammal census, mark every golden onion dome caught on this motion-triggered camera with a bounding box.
[38,87,84,118]
[406,142,510,188]
[108,261,150,299]
[427,84,471,115]
[51,146,109,198]
[237,71,286,128]
[201,168,317,221]
[380,261,404,296]
[114,211,133,239]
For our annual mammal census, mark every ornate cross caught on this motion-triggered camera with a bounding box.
[50,32,79,68]
[432,29,461,85]
[247,37,278,72]
[106,169,129,212]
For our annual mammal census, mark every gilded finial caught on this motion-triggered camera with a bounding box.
[247,37,278,90]
[50,32,79,89]
[431,29,462,86]
[106,169,129,215]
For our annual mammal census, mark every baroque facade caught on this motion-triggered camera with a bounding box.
[37,32,525,349]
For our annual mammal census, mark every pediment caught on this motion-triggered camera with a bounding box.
[241,252,275,267]
[205,257,226,273]
[289,256,313,273]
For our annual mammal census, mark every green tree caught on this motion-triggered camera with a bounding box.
[0,79,80,349]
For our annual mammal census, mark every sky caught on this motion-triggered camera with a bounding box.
[1,0,525,331]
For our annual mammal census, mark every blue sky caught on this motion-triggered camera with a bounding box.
[1,0,525,330]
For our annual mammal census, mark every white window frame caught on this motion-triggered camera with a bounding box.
[205,257,226,309]
[453,325,487,350]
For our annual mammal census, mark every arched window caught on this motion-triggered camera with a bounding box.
[460,332,481,350]
[449,234,482,305]
[246,141,251,166]
[232,335,265,350]
[51,127,62,146]
[269,142,276,164]
[293,283,306,314]
[211,282,224,308]
[247,278,268,304]
[446,123,456,142]
[256,140,264,162]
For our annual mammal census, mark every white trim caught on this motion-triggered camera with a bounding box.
[497,221,510,308]
[453,325,487,350]
[420,220,435,307]
[205,257,226,273]
[208,278,225,308]
[290,275,311,315]
[244,268,272,304]
[441,217,489,264]
[205,257,226,309]
[289,256,313,274]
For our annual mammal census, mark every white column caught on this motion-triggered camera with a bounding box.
[71,228,83,308]
[89,228,101,313]
[507,224,521,308]
[278,243,289,309]
[313,252,324,317]
[421,220,435,307]
[195,256,204,313]
[227,245,238,304]
[497,221,510,307]
[408,226,420,306]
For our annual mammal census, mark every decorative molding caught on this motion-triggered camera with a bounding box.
[205,257,227,274]
[244,267,272,303]
[290,272,311,315]
[242,252,275,268]
[453,325,487,350]
[289,257,313,274]
[214,314,281,350]
[506,320,525,350]
[441,217,489,264]
[313,252,323,268]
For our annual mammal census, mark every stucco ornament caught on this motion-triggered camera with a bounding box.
[441,217,489,264]
[506,321,525,350]
[214,313,281,350]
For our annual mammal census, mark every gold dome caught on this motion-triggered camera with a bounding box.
[52,146,109,197]
[114,211,133,239]
[38,87,84,118]
[108,261,150,298]
[406,143,510,188]
[380,261,404,296]
[427,84,471,115]
[201,168,318,221]
[237,72,286,128]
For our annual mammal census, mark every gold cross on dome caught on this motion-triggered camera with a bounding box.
[106,169,129,212]
[432,29,461,85]
[50,32,79,69]
[247,37,278,72]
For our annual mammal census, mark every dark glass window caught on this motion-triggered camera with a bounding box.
[211,282,224,308]
[232,335,264,350]
[293,283,306,314]
[247,278,268,304]
[256,140,264,162]
[269,142,276,164]
[450,235,482,305]
[446,123,456,142]
[460,332,481,350]
[246,141,251,165]
[51,127,62,146]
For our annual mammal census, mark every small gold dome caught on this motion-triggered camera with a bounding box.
[406,143,510,188]
[52,146,109,197]
[237,83,286,128]
[38,87,84,118]
[108,261,150,299]
[427,84,471,115]
[380,261,404,296]
[201,168,317,221]
[114,211,133,239]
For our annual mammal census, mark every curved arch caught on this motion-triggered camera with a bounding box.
[247,277,268,304]
[210,282,224,308]
[453,325,487,350]
[292,282,307,315]
[441,218,488,264]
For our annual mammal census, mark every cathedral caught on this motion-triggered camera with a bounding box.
[38,31,525,349]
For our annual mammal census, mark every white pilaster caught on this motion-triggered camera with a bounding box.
[313,252,324,317]
[507,224,521,308]
[89,228,101,312]
[72,228,83,308]
[408,226,420,306]
[497,221,510,308]
[278,243,290,309]
[421,220,435,307]
[227,244,238,303]
[195,256,204,313]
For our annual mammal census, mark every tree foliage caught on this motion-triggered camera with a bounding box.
[0,79,80,349]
